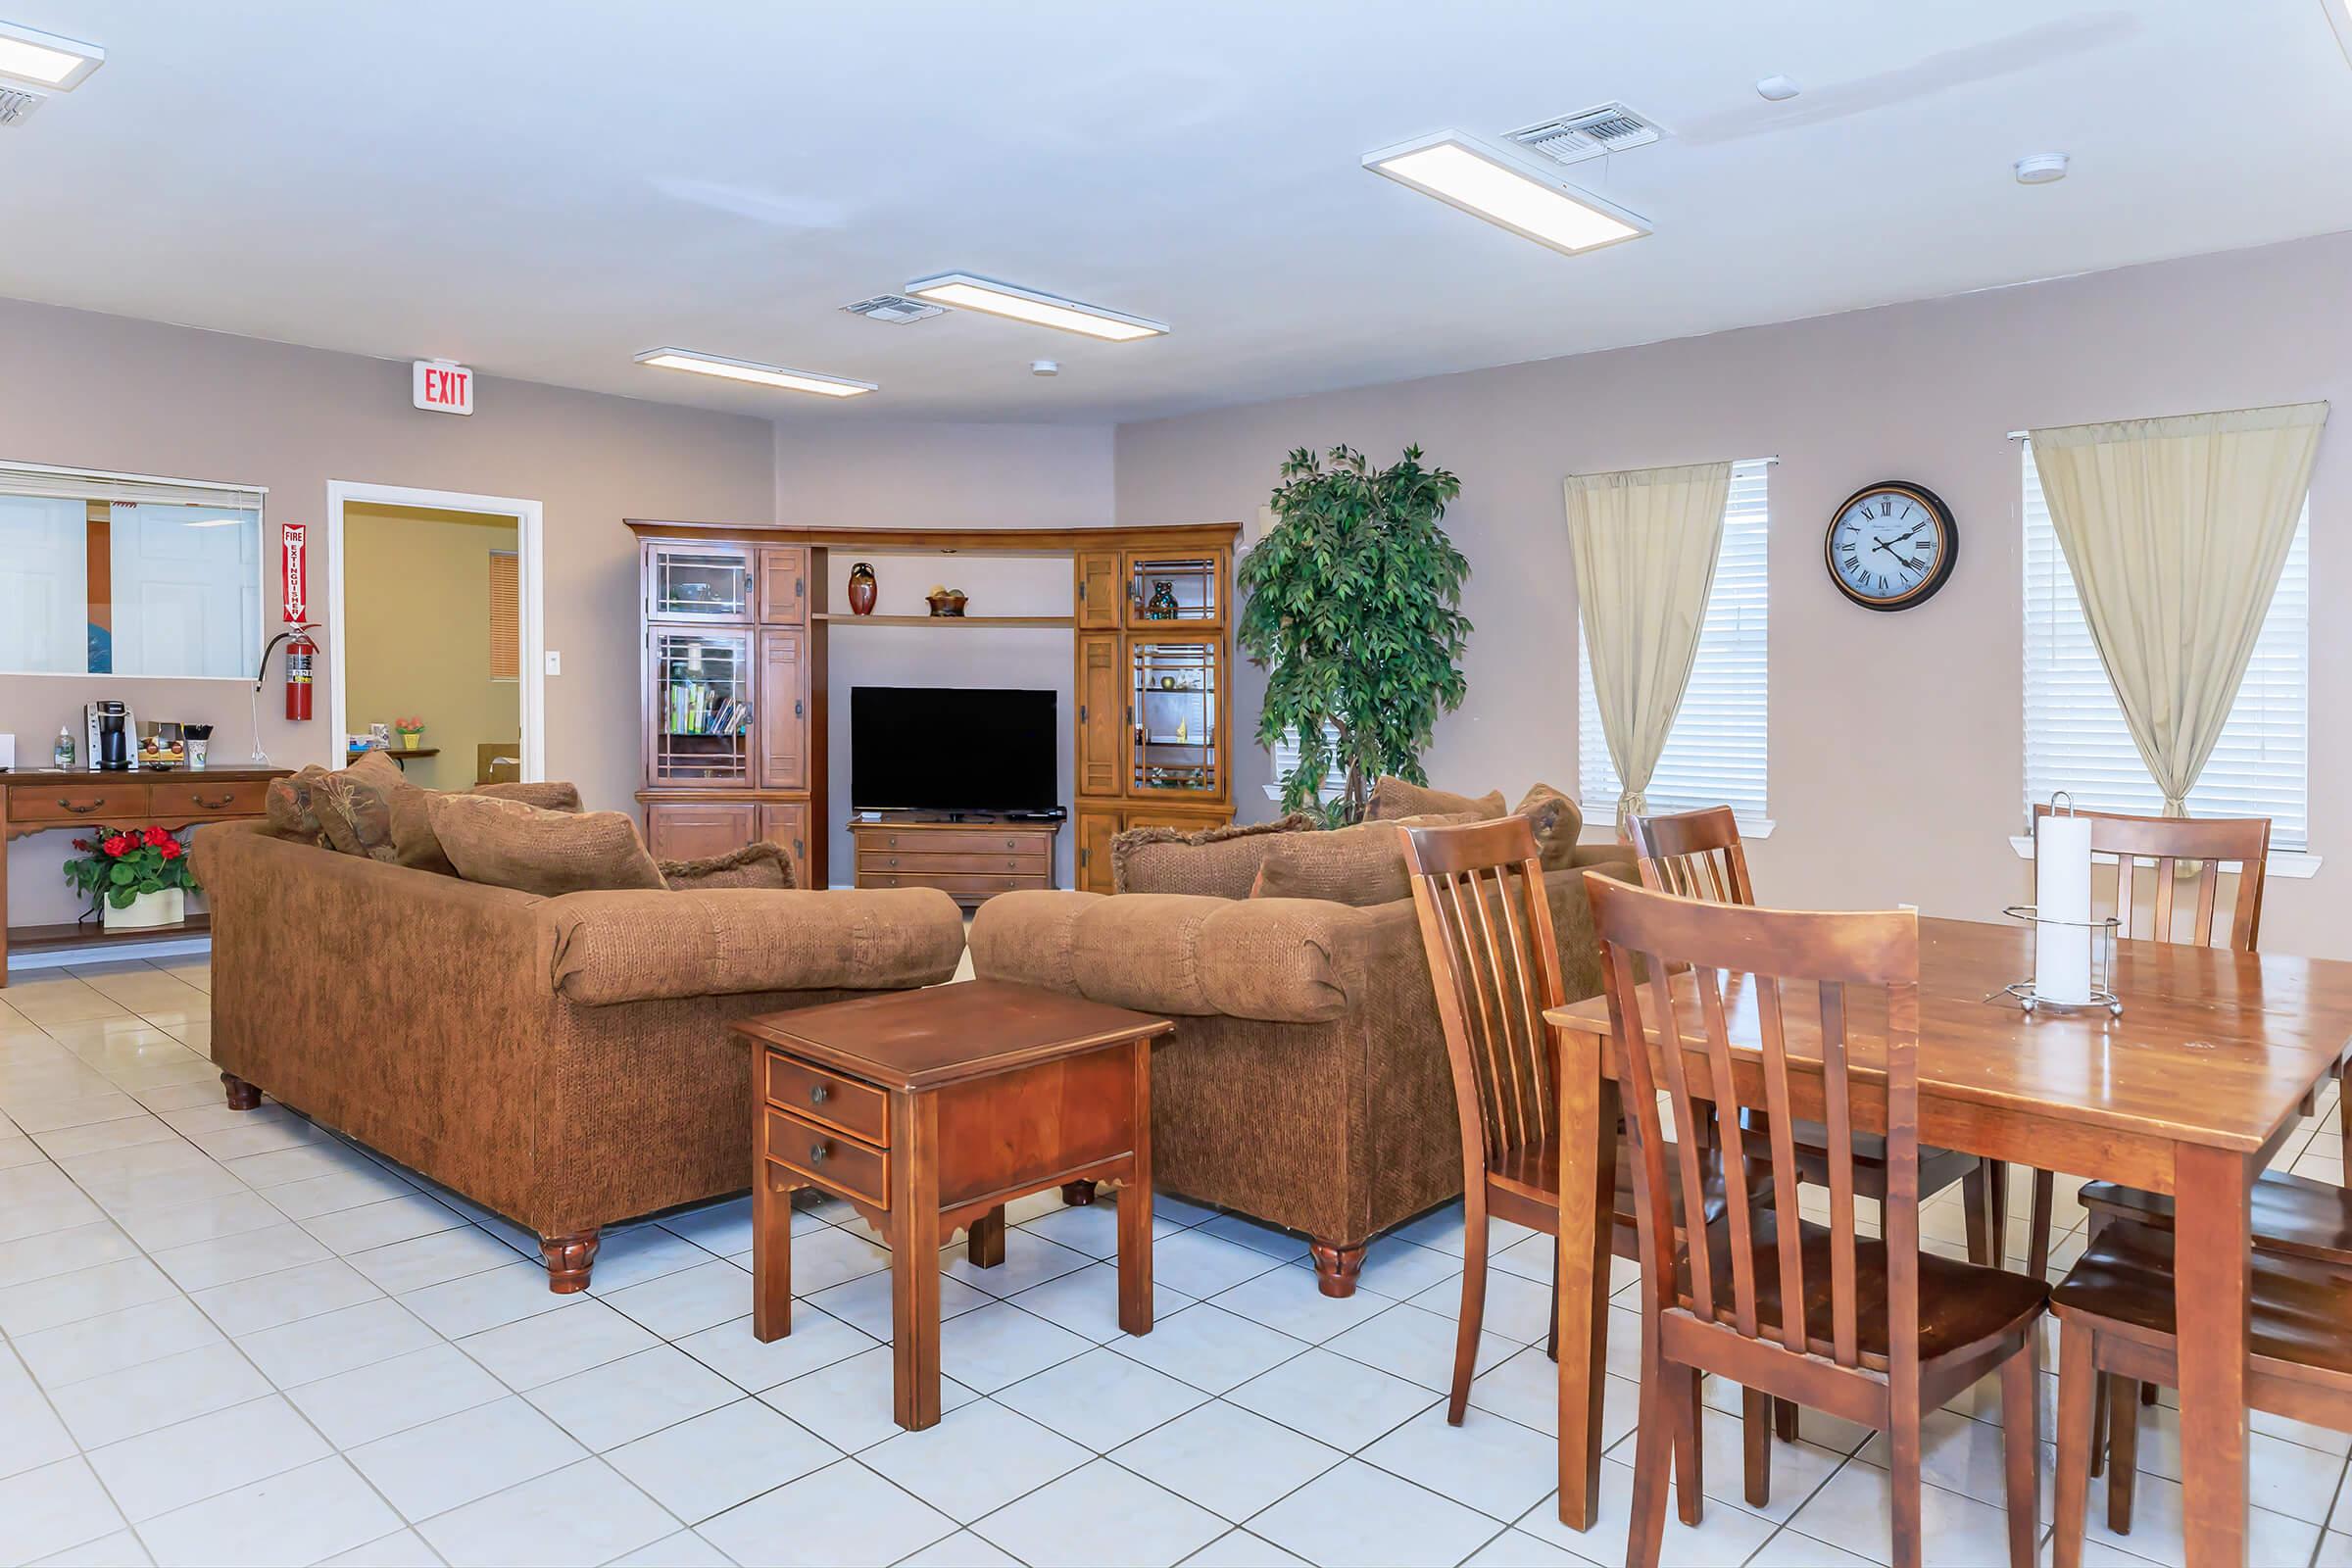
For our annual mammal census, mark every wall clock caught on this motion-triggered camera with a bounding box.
[1825,480,1958,611]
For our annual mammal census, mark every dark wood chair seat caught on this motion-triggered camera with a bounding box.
[1493,1136,1733,1241]
[2078,1170,2352,1267]
[1780,1118,1984,1203]
[1682,1211,2049,1370]
[2052,1220,2352,1565]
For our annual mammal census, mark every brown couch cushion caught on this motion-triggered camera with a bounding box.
[389,778,585,877]
[546,886,964,1004]
[1514,783,1586,871]
[1112,813,1318,898]
[1248,819,1415,906]
[1365,776,1506,823]
[428,794,664,897]
[310,754,408,859]
[264,765,332,842]
[660,840,795,891]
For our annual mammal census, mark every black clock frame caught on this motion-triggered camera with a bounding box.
[1825,480,1958,612]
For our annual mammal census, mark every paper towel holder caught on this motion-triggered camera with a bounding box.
[1999,903,2122,1016]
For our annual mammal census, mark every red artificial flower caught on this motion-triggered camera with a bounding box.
[101,834,130,858]
[144,826,170,848]
[159,840,185,861]
[72,839,90,852]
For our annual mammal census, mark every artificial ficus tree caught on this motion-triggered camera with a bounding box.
[1238,443,1472,825]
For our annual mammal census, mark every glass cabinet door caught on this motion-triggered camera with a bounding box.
[647,544,753,621]
[651,629,753,784]
[1130,635,1221,798]
[1125,551,1221,627]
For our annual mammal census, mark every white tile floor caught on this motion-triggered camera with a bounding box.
[2,956,2348,1567]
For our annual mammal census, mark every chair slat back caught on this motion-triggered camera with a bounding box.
[1400,816,1567,1163]
[1631,807,1755,906]
[1587,872,1921,1383]
[2031,806,2269,952]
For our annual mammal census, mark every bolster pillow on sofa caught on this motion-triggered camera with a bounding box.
[546,886,964,1004]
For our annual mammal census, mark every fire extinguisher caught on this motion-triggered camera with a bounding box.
[257,623,321,723]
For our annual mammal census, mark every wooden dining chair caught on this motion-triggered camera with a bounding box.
[1588,875,2049,1568]
[2050,1221,2352,1566]
[1632,808,2020,1277]
[1399,815,1768,1501]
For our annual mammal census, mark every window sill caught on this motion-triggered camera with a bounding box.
[1581,816,1776,843]
[2005,836,2321,880]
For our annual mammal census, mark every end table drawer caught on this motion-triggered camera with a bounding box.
[150,780,268,819]
[766,1107,888,1209]
[9,781,150,823]
[765,1054,887,1146]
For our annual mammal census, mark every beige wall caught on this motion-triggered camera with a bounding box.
[1113,229,2352,958]
[342,504,519,794]
[0,296,773,927]
[776,421,1115,882]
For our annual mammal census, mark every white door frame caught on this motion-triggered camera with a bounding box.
[323,480,546,782]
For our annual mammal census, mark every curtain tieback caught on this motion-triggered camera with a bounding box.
[1616,791,1648,838]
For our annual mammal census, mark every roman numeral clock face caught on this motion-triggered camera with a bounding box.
[1825,481,1958,611]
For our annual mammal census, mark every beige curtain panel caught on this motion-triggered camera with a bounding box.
[2031,402,2327,815]
[1564,459,1733,831]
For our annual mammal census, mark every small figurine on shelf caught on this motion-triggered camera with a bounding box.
[1145,580,1181,619]
[848,563,879,616]
[924,586,969,617]
[395,717,426,751]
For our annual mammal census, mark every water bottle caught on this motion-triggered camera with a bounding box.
[53,726,74,769]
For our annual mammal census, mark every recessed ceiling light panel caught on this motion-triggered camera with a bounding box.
[1362,131,1650,257]
[905,273,1167,341]
[633,349,875,398]
[0,20,103,90]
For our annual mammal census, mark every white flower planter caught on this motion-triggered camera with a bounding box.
[103,887,186,932]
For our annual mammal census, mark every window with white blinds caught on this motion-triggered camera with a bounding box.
[2021,443,2309,849]
[1577,459,1772,828]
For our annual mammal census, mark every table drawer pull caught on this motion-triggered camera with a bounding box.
[57,799,104,814]
[191,792,237,809]
[808,1083,830,1105]
[808,1140,831,1164]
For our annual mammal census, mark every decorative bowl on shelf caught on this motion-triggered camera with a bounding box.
[925,587,968,617]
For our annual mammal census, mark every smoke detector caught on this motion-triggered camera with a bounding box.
[0,84,47,127]
[2015,153,2070,185]
[1030,360,1059,377]
[840,294,945,324]
[1506,102,1665,166]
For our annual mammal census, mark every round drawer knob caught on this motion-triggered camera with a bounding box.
[887,857,899,866]
[808,1084,831,1105]
[808,1142,831,1164]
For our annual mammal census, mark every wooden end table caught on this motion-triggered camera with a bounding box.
[732,978,1172,1432]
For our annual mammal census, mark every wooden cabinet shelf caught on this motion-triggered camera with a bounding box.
[811,613,1075,628]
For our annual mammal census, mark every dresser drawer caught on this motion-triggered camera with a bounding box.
[858,870,1052,899]
[764,1054,887,1146]
[150,780,269,819]
[765,1107,888,1209]
[857,850,1051,877]
[859,827,1051,857]
[7,780,150,824]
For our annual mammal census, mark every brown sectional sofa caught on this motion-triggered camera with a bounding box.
[969,808,1634,1295]
[194,820,964,1290]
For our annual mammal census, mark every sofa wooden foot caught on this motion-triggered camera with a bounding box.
[540,1229,601,1293]
[221,1073,262,1111]
[1060,1181,1099,1206]
[1308,1241,1367,1298]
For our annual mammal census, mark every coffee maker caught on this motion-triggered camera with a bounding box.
[84,701,135,771]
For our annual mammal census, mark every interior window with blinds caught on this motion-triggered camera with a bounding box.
[1268,723,1344,803]
[2022,442,2308,848]
[489,551,520,680]
[1577,458,1771,827]
[0,465,264,680]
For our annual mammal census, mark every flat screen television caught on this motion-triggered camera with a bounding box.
[852,686,1059,815]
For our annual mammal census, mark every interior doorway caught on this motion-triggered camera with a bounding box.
[324,481,544,784]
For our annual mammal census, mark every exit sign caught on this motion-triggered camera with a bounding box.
[413,360,473,416]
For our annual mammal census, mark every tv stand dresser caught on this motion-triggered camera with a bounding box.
[626,519,1240,899]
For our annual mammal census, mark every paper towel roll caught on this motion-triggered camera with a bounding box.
[2035,811,2094,1004]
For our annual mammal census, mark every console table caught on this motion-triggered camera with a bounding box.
[0,765,288,984]
[851,816,1060,907]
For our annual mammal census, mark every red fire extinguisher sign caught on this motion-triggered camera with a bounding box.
[281,522,308,622]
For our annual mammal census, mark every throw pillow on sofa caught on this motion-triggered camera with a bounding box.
[1112,813,1319,897]
[311,752,407,859]
[661,840,795,890]
[1364,776,1506,823]
[1514,783,1586,870]
[427,794,665,897]
[264,765,332,843]
[1248,819,1419,906]
[389,778,585,876]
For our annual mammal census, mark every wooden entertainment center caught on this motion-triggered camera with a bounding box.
[626,519,1240,900]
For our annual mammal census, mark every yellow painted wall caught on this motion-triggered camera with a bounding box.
[342,503,518,792]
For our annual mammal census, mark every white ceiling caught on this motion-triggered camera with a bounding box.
[5,1,2351,425]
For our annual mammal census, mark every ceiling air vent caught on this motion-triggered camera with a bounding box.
[1506,102,1664,166]
[841,294,946,324]
[0,85,47,128]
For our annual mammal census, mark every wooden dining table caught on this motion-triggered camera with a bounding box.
[1544,915,2352,1568]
